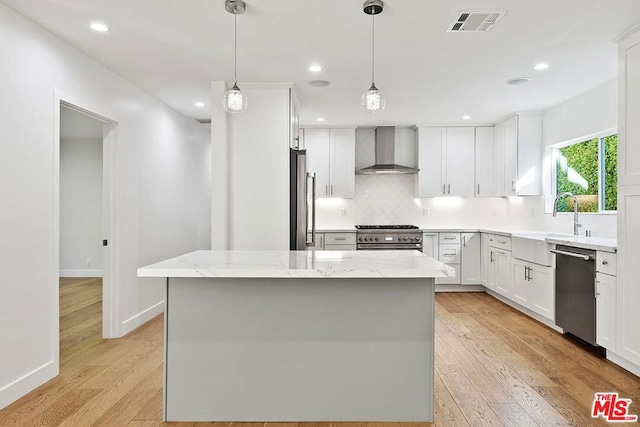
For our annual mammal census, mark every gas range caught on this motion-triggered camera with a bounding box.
[355,225,423,251]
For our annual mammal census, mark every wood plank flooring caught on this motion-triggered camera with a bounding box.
[1,287,639,426]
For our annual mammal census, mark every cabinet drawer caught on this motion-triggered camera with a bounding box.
[488,234,512,251]
[439,233,461,244]
[325,233,356,245]
[439,244,461,264]
[596,251,617,276]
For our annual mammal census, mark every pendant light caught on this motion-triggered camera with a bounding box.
[223,0,248,113]
[361,0,385,113]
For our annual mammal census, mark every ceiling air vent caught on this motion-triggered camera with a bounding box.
[447,10,507,32]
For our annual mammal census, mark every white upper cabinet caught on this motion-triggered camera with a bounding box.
[417,127,475,197]
[618,29,640,186]
[474,127,495,197]
[494,114,543,196]
[304,127,355,198]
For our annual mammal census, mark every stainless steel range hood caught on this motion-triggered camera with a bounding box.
[356,126,419,175]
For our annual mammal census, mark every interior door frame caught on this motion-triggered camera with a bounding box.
[53,90,119,372]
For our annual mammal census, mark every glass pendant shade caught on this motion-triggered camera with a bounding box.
[223,83,248,113]
[361,84,386,113]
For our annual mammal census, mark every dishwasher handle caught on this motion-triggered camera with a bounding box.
[550,249,594,261]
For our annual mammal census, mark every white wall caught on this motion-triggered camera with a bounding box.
[540,79,617,236]
[0,4,211,410]
[221,85,290,250]
[60,138,103,276]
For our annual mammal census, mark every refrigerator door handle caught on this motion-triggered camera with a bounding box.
[306,173,317,246]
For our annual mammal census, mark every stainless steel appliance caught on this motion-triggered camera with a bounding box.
[355,225,422,251]
[551,245,597,345]
[290,148,316,250]
[355,127,419,175]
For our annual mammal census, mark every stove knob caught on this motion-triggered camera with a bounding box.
[375,237,379,241]
[400,237,406,242]
[358,237,363,242]
[417,237,422,242]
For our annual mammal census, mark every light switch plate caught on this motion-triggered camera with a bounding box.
[338,208,346,217]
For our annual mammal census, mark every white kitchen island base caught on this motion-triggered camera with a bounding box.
[139,250,452,422]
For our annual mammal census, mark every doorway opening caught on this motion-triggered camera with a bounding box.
[54,98,118,373]
[59,106,105,366]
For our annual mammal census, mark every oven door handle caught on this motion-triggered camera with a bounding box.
[550,249,593,261]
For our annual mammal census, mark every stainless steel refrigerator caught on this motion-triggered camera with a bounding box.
[290,148,316,250]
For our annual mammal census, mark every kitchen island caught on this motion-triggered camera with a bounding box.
[138,250,453,422]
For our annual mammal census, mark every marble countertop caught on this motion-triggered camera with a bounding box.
[138,250,455,279]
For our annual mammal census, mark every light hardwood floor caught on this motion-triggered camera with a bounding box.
[1,284,639,426]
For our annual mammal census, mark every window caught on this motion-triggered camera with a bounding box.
[553,133,617,213]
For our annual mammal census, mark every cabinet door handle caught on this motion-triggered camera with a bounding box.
[330,185,333,196]
[602,260,609,265]
[490,251,494,263]
[463,236,466,247]
[448,184,451,194]
[524,266,528,280]
[442,236,456,240]
[333,237,347,241]
[443,184,446,194]
[512,180,516,193]
[477,184,480,194]
[326,185,329,196]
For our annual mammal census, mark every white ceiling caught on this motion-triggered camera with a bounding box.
[3,0,640,127]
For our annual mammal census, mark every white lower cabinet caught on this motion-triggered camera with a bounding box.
[422,233,438,259]
[323,232,356,250]
[438,241,461,285]
[480,233,489,286]
[461,232,481,284]
[493,249,511,298]
[512,259,554,321]
[596,271,617,350]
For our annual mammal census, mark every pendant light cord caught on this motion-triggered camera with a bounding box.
[371,11,375,85]
[234,11,238,84]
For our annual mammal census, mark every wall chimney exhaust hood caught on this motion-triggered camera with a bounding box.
[356,126,419,175]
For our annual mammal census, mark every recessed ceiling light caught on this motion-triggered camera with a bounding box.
[309,65,322,72]
[309,80,330,87]
[506,77,531,86]
[317,117,325,122]
[462,115,471,120]
[534,63,549,71]
[195,102,205,108]
[90,22,110,32]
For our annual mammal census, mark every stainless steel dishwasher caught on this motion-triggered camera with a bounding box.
[551,245,597,345]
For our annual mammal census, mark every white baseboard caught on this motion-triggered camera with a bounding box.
[120,300,165,337]
[607,352,640,378]
[436,284,485,293]
[59,269,103,278]
[0,361,56,411]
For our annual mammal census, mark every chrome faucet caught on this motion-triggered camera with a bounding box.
[552,192,582,235]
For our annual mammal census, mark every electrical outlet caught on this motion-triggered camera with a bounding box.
[338,208,346,217]
[423,208,430,217]
[86,259,92,267]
